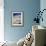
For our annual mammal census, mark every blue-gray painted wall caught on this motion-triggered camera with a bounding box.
[40,0,46,27]
[4,0,40,42]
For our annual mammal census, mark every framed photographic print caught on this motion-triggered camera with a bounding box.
[12,11,23,26]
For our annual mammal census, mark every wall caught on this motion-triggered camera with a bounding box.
[40,0,46,45]
[4,0,40,42]
[40,0,46,27]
